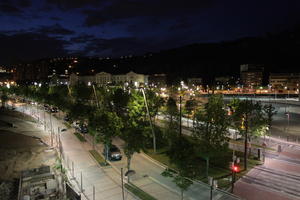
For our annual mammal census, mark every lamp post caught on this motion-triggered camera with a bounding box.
[141,88,156,153]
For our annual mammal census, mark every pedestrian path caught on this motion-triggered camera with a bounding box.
[60,129,136,200]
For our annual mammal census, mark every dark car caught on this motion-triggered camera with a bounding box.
[51,107,58,113]
[103,145,122,161]
[79,124,88,134]
[63,115,70,122]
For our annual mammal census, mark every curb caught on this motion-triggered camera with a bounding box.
[148,176,194,200]
[140,152,168,169]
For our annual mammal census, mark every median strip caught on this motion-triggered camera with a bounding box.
[124,183,157,200]
[74,132,87,142]
[89,150,109,167]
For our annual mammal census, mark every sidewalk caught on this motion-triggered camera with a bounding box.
[84,134,183,200]
[59,128,137,200]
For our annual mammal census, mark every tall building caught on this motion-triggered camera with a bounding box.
[148,74,167,87]
[269,73,300,91]
[187,78,202,86]
[240,64,264,88]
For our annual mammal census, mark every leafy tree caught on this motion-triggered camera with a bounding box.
[263,104,277,135]
[162,169,193,200]
[121,90,150,172]
[111,88,130,117]
[184,99,197,127]
[163,97,180,141]
[90,110,123,162]
[229,99,267,170]
[71,82,92,103]
[162,136,195,200]
[193,95,230,177]
[165,97,178,123]
[145,90,164,121]
[0,93,8,108]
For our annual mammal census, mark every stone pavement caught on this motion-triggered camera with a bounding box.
[58,127,137,200]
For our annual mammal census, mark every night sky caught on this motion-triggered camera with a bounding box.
[1,0,300,65]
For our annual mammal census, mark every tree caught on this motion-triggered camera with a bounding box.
[163,97,180,142]
[162,169,193,200]
[229,99,267,170]
[263,104,277,135]
[184,99,197,127]
[162,136,195,200]
[145,90,164,121]
[0,93,8,108]
[90,110,123,162]
[165,97,178,124]
[193,95,230,177]
[120,90,150,172]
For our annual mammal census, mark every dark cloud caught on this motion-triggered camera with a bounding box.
[169,18,191,31]
[70,36,155,57]
[0,0,32,15]
[0,31,69,64]
[83,0,213,27]
[50,16,62,21]
[18,0,32,8]
[46,0,102,10]
[35,24,75,35]
[0,3,22,15]
[70,34,95,43]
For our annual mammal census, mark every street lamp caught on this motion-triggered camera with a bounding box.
[140,88,156,153]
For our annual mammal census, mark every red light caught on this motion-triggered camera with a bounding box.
[232,165,239,172]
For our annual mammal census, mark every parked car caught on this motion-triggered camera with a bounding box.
[51,107,58,113]
[63,115,70,122]
[44,104,50,111]
[79,124,88,134]
[103,145,122,161]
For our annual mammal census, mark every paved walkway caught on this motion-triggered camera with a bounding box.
[234,137,300,200]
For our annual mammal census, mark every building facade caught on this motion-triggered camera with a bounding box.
[240,64,264,88]
[187,78,202,86]
[269,73,300,91]
[70,71,148,86]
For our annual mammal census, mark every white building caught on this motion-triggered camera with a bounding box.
[95,72,112,85]
[69,71,148,86]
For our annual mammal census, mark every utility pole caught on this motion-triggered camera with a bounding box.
[179,96,182,136]
[50,112,53,146]
[121,168,125,200]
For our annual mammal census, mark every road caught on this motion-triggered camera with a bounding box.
[11,99,240,200]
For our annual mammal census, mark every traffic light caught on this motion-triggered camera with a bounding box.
[232,165,239,173]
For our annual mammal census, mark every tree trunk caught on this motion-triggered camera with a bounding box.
[127,154,132,182]
[244,120,248,170]
[181,189,184,200]
[127,155,132,171]
[105,143,109,163]
[206,157,209,178]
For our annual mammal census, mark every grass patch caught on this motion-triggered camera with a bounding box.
[63,122,71,129]
[89,150,109,166]
[74,132,86,142]
[125,183,157,200]
[230,139,275,151]
[145,148,177,169]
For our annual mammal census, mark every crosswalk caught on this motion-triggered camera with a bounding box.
[240,166,300,199]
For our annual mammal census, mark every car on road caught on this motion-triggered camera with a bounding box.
[79,124,88,134]
[103,145,122,161]
[63,115,70,122]
[51,107,58,113]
